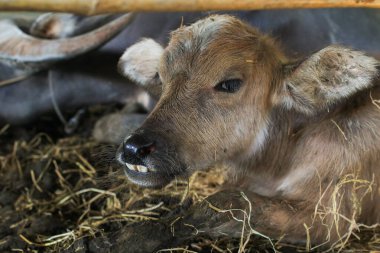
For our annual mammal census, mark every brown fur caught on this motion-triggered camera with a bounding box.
[118,15,380,249]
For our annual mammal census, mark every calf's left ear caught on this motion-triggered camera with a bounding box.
[278,45,379,115]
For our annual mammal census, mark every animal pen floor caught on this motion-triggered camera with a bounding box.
[0,105,379,253]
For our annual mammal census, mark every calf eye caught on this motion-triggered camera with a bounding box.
[214,79,242,93]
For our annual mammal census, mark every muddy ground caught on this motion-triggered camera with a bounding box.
[0,105,379,253]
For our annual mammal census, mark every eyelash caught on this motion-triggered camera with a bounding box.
[214,79,243,93]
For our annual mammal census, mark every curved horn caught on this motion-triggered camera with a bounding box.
[0,13,134,71]
[29,13,119,39]
[29,13,82,39]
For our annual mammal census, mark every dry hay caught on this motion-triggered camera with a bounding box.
[0,108,379,253]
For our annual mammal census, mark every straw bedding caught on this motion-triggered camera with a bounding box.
[0,105,379,252]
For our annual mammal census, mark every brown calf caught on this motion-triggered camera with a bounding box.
[116,15,380,251]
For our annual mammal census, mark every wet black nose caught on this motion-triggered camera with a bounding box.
[122,134,156,164]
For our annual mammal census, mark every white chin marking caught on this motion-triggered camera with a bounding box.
[126,163,154,173]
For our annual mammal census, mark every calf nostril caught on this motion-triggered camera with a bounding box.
[122,136,156,164]
[137,142,156,158]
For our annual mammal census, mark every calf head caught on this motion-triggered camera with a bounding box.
[117,15,379,187]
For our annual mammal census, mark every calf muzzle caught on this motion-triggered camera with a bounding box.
[116,129,182,188]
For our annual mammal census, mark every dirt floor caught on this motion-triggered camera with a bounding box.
[0,105,379,253]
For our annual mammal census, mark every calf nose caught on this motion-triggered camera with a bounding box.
[123,134,156,164]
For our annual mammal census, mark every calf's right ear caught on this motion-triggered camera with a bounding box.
[118,38,164,100]
[276,45,379,116]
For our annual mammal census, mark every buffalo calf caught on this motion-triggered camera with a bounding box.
[115,15,380,251]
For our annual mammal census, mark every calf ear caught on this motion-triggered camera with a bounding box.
[279,46,379,115]
[118,38,164,100]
